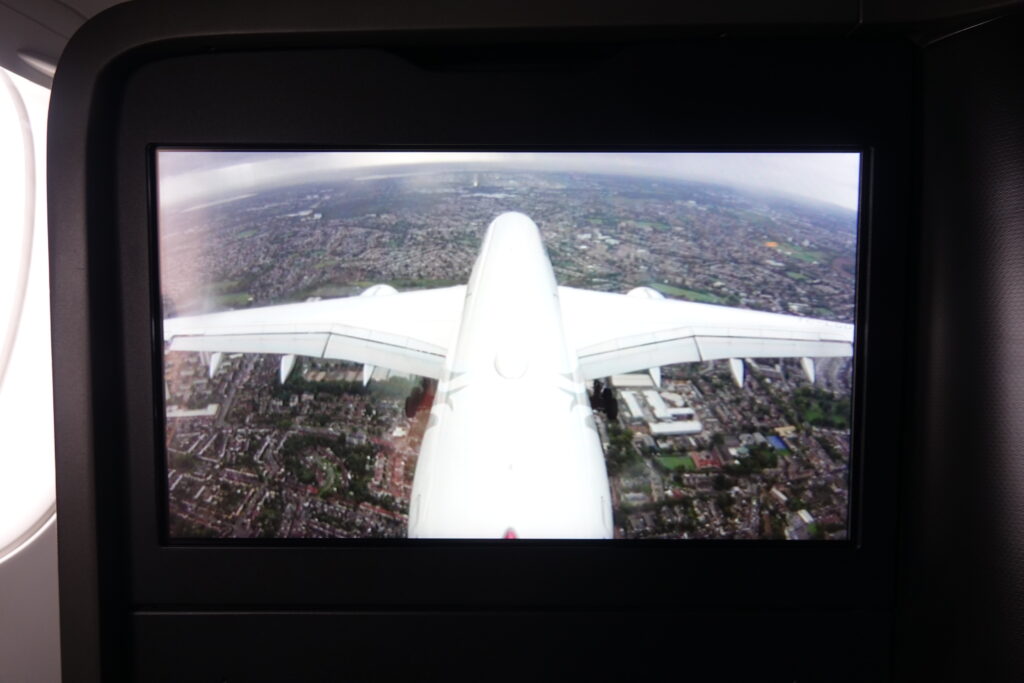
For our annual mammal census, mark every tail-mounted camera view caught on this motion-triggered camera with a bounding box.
[158,151,859,540]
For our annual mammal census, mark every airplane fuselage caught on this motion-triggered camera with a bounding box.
[407,213,613,538]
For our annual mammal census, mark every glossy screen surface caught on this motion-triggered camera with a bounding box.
[157,151,860,541]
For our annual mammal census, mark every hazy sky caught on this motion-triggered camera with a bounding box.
[158,151,862,211]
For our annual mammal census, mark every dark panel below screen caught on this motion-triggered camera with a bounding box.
[133,610,892,682]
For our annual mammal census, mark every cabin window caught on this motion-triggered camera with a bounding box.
[0,67,53,563]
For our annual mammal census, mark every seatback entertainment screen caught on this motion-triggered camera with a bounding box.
[157,151,860,541]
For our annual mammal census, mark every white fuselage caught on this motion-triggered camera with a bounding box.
[407,213,613,538]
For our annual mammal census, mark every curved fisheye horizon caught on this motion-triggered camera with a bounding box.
[158,151,862,213]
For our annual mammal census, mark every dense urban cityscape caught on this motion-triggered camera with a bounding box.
[160,168,857,541]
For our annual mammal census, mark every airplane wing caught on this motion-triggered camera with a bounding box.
[163,286,466,380]
[557,286,853,380]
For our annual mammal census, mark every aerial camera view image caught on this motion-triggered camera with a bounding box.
[158,150,859,541]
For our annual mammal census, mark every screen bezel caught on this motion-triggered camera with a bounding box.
[65,34,912,611]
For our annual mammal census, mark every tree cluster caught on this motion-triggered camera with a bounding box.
[724,442,778,476]
[605,422,640,476]
[279,432,376,502]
